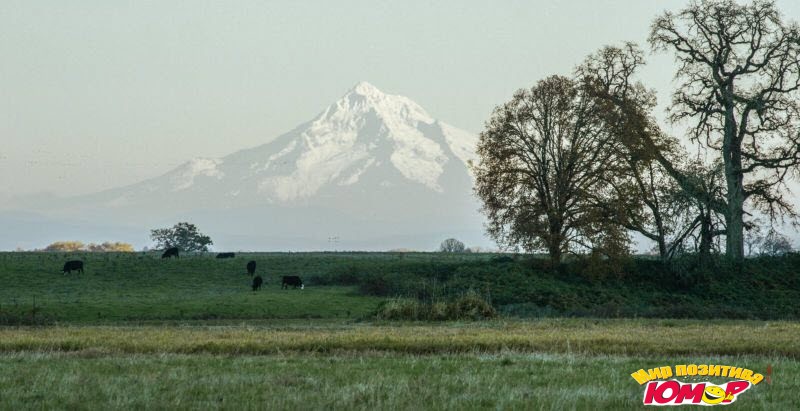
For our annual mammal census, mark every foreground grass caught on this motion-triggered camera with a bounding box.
[2,319,799,357]
[0,352,795,410]
[2,319,797,409]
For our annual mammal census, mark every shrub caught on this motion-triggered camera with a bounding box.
[42,241,134,252]
[373,291,496,321]
[43,241,85,252]
[373,298,423,320]
[447,291,497,320]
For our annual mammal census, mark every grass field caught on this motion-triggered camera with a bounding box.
[0,252,387,323]
[0,321,797,410]
[1,252,798,409]
[2,352,796,410]
[3,251,800,323]
[1,320,798,410]
[2,320,799,356]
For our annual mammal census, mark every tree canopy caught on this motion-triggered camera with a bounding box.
[649,0,800,260]
[439,238,466,253]
[150,222,213,252]
[473,75,626,263]
[474,0,799,264]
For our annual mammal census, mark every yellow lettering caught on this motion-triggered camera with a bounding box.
[741,369,753,380]
[632,366,673,384]
[751,373,764,385]
[675,365,687,376]
[698,364,708,376]
[720,365,731,376]
[631,369,651,385]
[729,367,743,379]
[708,365,721,376]
[687,364,698,375]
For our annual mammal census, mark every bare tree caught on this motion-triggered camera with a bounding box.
[649,0,800,260]
[671,161,729,260]
[579,44,728,262]
[439,238,466,253]
[758,228,793,256]
[473,75,623,264]
[579,45,683,260]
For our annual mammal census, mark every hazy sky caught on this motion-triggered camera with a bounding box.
[2,0,799,198]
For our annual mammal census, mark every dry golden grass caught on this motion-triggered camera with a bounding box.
[2,319,798,357]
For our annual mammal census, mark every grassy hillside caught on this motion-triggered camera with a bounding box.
[1,251,799,323]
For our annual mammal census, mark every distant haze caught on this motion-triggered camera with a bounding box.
[3,0,798,198]
[2,1,800,252]
[0,82,487,251]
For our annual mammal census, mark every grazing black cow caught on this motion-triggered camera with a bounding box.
[62,260,84,275]
[281,275,304,289]
[216,252,235,259]
[246,260,256,276]
[252,275,263,291]
[162,247,179,259]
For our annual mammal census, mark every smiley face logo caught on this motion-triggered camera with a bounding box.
[702,385,726,404]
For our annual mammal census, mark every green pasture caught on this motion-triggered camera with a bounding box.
[0,252,388,323]
[1,252,798,409]
[2,251,800,323]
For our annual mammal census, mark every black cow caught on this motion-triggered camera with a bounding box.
[162,247,180,259]
[281,275,304,289]
[62,260,84,275]
[252,275,263,291]
[216,252,235,259]
[246,260,256,275]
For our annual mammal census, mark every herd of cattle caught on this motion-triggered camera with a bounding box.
[60,248,304,291]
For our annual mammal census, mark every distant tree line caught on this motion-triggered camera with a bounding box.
[41,241,134,252]
[473,0,799,264]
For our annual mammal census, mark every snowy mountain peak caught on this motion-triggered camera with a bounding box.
[329,81,434,125]
[350,81,383,96]
[97,82,478,207]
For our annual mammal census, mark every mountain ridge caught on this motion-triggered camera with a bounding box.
[2,82,488,251]
[80,81,478,209]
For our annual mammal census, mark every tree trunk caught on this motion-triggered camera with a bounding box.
[722,94,745,262]
[698,208,713,266]
[657,238,668,262]
[652,206,668,261]
[547,218,563,265]
[725,184,745,261]
[547,242,562,266]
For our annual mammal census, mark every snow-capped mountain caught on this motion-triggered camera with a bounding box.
[96,81,477,208]
[8,82,487,250]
